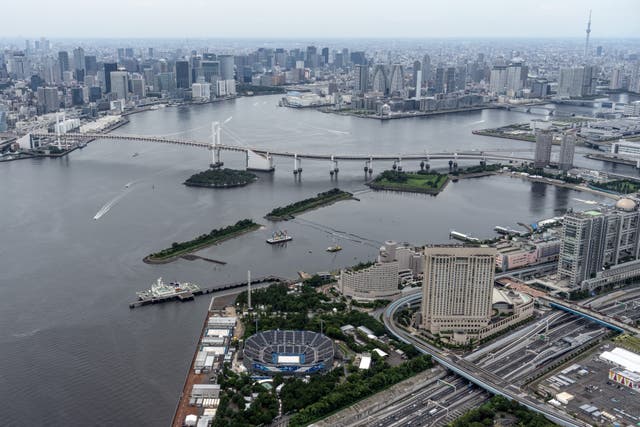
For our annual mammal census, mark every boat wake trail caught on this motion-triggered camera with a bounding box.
[292,218,382,248]
[93,186,133,220]
[469,120,485,125]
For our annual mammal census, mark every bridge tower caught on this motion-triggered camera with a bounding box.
[210,121,223,169]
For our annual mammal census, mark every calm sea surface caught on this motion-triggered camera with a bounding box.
[0,95,633,425]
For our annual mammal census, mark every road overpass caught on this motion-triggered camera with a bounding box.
[384,292,592,427]
[541,296,640,336]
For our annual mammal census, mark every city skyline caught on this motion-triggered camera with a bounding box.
[3,0,640,39]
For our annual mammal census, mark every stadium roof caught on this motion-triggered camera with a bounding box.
[600,347,640,373]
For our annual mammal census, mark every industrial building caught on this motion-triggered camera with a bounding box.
[601,347,640,390]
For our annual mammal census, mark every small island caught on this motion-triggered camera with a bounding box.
[367,170,449,194]
[184,168,257,188]
[144,219,260,264]
[265,188,354,221]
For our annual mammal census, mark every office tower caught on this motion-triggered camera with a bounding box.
[89,86,102,102]
[630,63,640,94]
[489,65,508,94]
[175,60,191,89]
[434,67,445,94]
[155,72,176,94]
[110,71,129,100]
[342,48,350,65]
[354,64,369,94]
[125,48,134,58]
[130,73,145,98]
[531,79,550,98]
[73,47,85,76]
[596,46,603,57]
[71,87,84,105]
[58,51,70,78]
[84,55,97,76]
[444,67,456,93]
[558,66,595,97]
[117,48,125,60]
[305,46,317,68]
[413,60,421,88]
[558,200,640,288]
[350,51,366,66]
[202,61,220,83]
[389,64,404,95]
[610,68,623,90]
[421,246,495,336]
[534,129,553,169]
[321,47,329,65]
[506,61,526,94]
[148,47,154,58]
[371,64,388,94]
[558,133,576,171]
[218,55,234,80]
[37,86,59,113]
[422,54,431,84]
[103,62,118,93]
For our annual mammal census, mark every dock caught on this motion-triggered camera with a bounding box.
[128,275,287,309]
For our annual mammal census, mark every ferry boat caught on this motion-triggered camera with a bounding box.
[266,230,292,244]
[136,277,200,300]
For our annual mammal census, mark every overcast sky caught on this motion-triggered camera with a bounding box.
[3,0,639,38]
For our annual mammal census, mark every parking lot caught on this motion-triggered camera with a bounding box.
[536,342,639,426]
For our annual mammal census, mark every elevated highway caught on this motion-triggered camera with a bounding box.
[384,292,592,427]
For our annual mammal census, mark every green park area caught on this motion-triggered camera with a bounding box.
[265,188,353,220]
[184,168,257,188]
[368,170,449,194]
[144,219,259,263]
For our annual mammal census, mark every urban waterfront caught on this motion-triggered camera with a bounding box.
[0,95,633,426]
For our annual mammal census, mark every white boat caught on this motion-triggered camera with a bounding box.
[267,230,292,244]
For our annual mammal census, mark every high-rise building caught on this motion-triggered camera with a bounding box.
[84,55,97,76]
[421,246,495,336]
[534,129,553,169]
[558,200,640,289]
[71,87,84,105]
[37,86,59,114]
[201,61,220,83]
[422,54,431,84]
[73,47,85,76]
[103,62,118,93]
[175,60,191,89]
[558,66,595,97]
[559,133,576,171]
[350,51,366,66]
[354,64,369,94]
[489,65,508,94]
[412,60,421,89]
[58,51,70,78]
[444,67,456,93]
[610,68,624,90]
[389,64,404,95]
[371,64,388,94]
[110,71,129,100]
[321,47,329,65]
[130,73,145,98]
[434,67,445,94]
[506,61,527,95]
[218,55,234,81]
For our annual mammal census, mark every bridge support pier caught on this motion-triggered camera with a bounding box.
[293,155,300,176]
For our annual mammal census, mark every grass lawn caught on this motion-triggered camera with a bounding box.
[374,173,448,193]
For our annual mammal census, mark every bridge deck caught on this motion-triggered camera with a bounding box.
[32,132,532,162]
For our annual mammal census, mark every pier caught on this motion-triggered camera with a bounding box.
[128,275,288,309]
